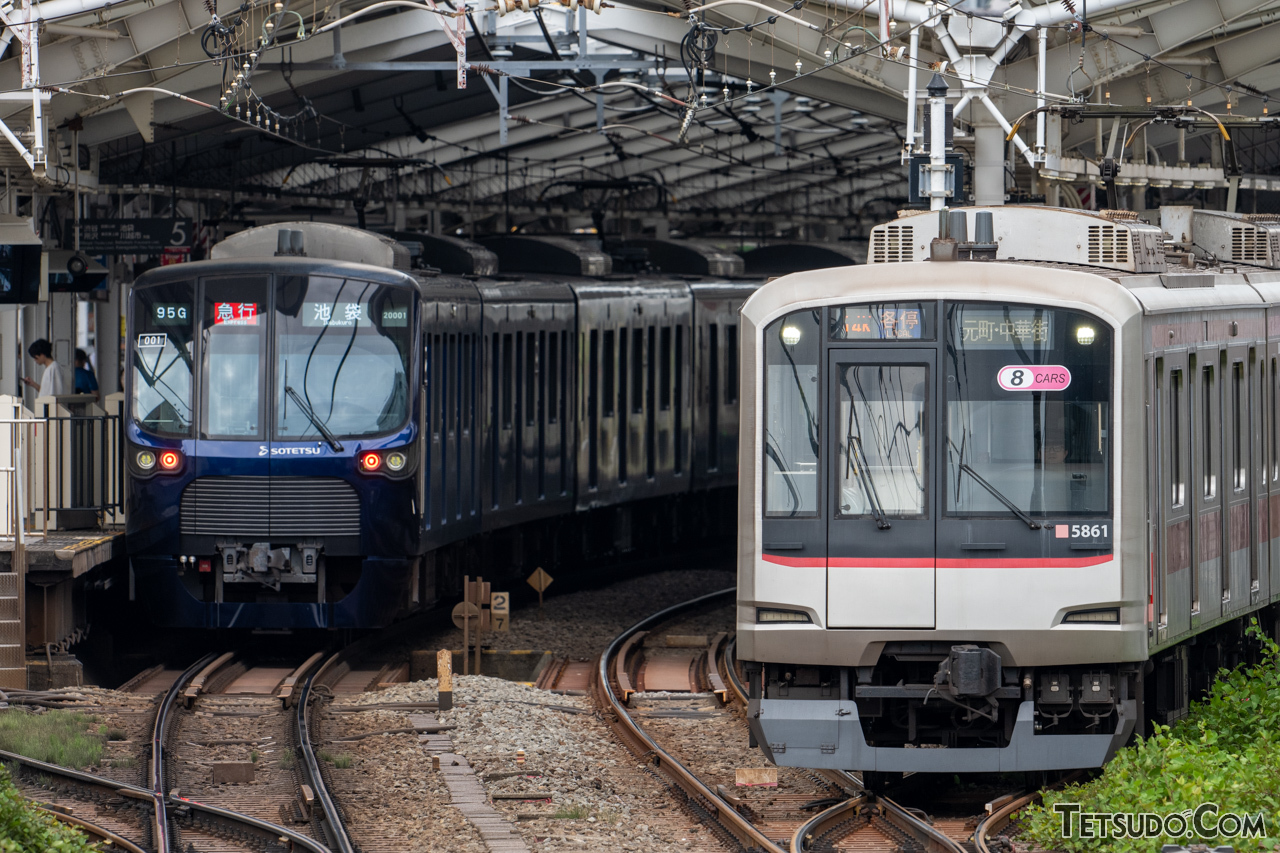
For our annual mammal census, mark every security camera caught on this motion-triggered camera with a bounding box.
[67,253,88,275]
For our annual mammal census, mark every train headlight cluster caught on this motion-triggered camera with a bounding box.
[360,451,383,472]
[137,448,182,473]
[780,326,803,346]
[1075,325,1096,345]
[159,451,182,470]
[1062,608,1119,624]
[136,450,156,470]
[386,451,407,472]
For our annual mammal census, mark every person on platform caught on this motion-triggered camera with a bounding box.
[74,348,99,397]
[23,339,65,399]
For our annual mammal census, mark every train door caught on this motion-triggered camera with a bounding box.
[1155,353,1192,640]
[826,348,937,628]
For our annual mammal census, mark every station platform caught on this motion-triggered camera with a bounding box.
[0,528,125,578]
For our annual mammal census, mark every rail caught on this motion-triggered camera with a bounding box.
[154,652,334,853]
[597,587,787,853]
[298,651,358,853]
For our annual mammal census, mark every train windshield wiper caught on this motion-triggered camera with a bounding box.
[957,462,1041,530]
[285,386,344,452]
[847,436,891,530]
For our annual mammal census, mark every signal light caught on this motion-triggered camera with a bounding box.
[360,452,382,472]
[159,450,182,471]
[136,450,156,470]
[386,451,407,472]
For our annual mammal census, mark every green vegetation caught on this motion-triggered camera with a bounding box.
[552,804,589,820]
[332,754,352,770]
[279,748,294,769]
[1025,619,1280,852]
[0,710,102,769]
[317,750,334,764]
[250,750,260,764]
[0,764,96,852]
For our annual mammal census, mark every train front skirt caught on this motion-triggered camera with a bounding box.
[749,696,1135,773]
[130,556,414,629]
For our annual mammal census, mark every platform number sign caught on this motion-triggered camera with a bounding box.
[490,591,510,632]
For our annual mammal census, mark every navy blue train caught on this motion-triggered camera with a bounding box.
[125,222,818,629]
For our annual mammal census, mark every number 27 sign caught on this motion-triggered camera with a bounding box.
[997,365,1072,391]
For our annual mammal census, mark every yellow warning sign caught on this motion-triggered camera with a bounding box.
[526,568,553,594]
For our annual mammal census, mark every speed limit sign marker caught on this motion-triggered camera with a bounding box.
[491,591,510,632]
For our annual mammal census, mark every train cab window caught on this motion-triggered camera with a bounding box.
[274,276,412,440]
[1232,361,1246,492]
[131,281,194,435]
[202,276,267,439]
[944,304,1111,517]
[837,364,928,517]
[763,309,820,517]
[131,281,196,437]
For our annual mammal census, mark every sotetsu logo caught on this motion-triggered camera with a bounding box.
[258,446,324,456]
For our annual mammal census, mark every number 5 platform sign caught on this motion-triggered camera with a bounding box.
[73,218,192,254]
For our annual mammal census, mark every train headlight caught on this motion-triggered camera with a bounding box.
[756,608,812,623]
[158,450,182,471]
[385,451,407,472]
[1075,325,1096,345]
[136,450,156,471]
[780,326,802,346]
[360,451,383,472]
[1062,608,1119,624]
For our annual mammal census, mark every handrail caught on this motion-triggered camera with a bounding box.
[597,588,787,853]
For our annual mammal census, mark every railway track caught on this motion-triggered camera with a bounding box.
[1,651,332,853]
[597,589,1038,853]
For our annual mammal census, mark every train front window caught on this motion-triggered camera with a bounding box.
[944,303,1111,517]
[274,276,412,440]
[201,277,267,439]
[132,282,195,436]
[837,364,928,518]
[763,309,821,517]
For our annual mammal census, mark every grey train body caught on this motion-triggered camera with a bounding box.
[737,206,1280,773]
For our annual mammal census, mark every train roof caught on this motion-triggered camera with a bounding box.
[212,221,412,270]
[132,256,419,289]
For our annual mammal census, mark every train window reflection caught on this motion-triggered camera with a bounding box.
[202,277,266,439]
[275,276,412,440]
[764,310,820,517]
[132,281,195,436]
[945,303,1111,517]
[837,364,928,518]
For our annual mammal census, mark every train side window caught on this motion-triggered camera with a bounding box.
[726,325,739,405]
[502,333,514,430]
[763,310,821,517]
[602,330,615,418]
[674,325,685,474]
[589,329,599,490]
[660,326,672,410]
[1170,369,1184,508]
[1272,356,1279,482]
[434,333,443,439]
[526,332,537,427]
[1233,360,1246,492]
[547,333,559,425]
[709,324,720,413]
[1203,364,1217,498]
[633,328,645,414]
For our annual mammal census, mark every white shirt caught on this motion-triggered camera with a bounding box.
[38,361,65,398]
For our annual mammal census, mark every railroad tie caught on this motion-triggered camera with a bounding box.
[409,713,531,853]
